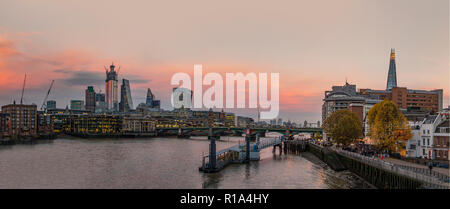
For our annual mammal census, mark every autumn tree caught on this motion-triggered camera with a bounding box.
[367,99,412,153]
[323,109,362,146]
[313,132,322,140]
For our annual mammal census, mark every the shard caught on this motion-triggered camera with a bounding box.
[386,48,397,91]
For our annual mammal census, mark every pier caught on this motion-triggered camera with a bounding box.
[199,132,286,173]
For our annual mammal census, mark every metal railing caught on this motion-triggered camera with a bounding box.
[257,137,282,150]
[333,147,450,189]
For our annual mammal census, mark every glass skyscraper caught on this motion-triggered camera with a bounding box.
[386,48,397,91]
[105,63,119,111]
[120,79,133,112]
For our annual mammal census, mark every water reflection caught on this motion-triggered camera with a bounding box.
[0,137,373,189]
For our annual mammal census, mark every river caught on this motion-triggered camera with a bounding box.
[0,136,374,189]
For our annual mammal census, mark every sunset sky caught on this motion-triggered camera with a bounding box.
[0,0,448,122]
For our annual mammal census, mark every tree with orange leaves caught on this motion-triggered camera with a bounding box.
[367,99,412,153]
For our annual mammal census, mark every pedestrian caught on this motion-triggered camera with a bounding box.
[428,162,433,174]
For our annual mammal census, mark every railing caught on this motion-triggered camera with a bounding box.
[201,149,239,170]
[257,137,282,150]
[333,147,450,189]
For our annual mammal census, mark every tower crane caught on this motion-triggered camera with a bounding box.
[20,74,26,104]
[41,80,55,111]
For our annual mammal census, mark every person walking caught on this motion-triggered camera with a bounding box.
[428,162,433,174]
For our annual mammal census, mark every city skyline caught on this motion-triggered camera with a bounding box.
[0,0,448,122]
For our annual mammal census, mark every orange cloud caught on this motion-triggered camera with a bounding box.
[0,33,329,116]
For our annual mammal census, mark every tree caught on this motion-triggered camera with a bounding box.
[367,99,412,153]
[313,132,322,140]
[323,109,362,146]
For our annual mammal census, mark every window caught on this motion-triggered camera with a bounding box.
[427,138,430,145]
[423,149,426,155]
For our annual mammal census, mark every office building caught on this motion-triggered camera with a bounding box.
[70,100,84,110]
[85,86,96,112]
[105,63,119,111]
[46,100,56,110]
[119,79,133,112]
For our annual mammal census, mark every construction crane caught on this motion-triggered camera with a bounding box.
[41,80,55,111]
[20,74,26,104]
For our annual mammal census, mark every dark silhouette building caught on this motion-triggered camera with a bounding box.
[46,100,56,110]
[119,79,133,112]
[85,86,96,112]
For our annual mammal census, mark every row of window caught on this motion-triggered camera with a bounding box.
[422,149,448,158]
[420,138,431,146]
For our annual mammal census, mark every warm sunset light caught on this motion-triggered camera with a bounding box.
[0,0,448,201]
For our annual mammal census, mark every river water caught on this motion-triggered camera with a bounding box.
[0,136,374,189]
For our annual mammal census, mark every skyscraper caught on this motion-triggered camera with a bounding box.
[146,88,154,106]
[95,92,105,102]
[70,100,84,110]
[386,48,397,91]
[145,88,160,109]
[119,79,133,112]
[85,86,96,112]
[46,100,56,110]
[95,92,107,113]
[105,63,119,111]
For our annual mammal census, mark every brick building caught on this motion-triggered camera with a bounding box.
[433,112,449,161]
[1,103,37,138]
[0,113,9,138]
[359,87,443,113]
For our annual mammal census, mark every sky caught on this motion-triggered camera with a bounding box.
[0,0,448,123]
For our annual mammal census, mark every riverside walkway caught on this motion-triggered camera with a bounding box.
[333,147,450,189]
[384,157,449,177]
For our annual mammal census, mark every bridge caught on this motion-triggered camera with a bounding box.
[156,126,322,138]
[199,132,287,173]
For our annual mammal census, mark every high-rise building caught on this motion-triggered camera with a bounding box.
[144,88,160,109]
[359,48,443,113]
[119,79,133,112]
[386,48,397,91]
[151,100,160,109]
[95,93,105,102]
[46,100,56,110]
[146,88,154,106]
[105,63,119,111]
[70,100,84,110]
[85,86,96,112]
[95,92,107,113]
